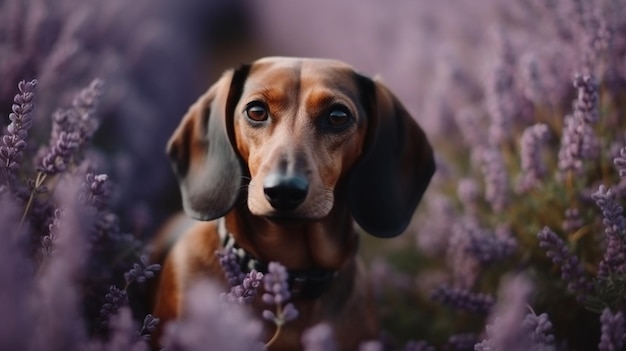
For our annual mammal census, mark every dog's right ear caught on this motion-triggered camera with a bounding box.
[166,66,250,221]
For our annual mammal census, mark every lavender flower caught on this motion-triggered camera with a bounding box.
[0,79,37,186]
[138,314,159,342]
[430,285,494,315]
[475,275,539,351]
[614,147,626,178]
[557,74,600,177]
[598,308,625,351]
[572,74,599,123]
[98,285,129,329]
[93,307,148,351]
[161,280,263,351]
[216,247,245,287]
[486,31,517,145]
[123,255,161,286]
[80,173,110,210]
[465,225,517,265]
[522,312,556,346]
[302,323,337,351]
[562,207,583,233]
[516,123,550,193]
[557,113,596,176]
[592,185,626,276]
[262,262,299,325]
[519,53,546,104]
[537,227,592,300]
[40,208,64,256]
[38,131,81,175]
[480,146,509,213]
[221,270,264,305]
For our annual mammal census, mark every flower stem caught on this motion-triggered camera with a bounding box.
[265,304,284,348]
[19,172,47,227]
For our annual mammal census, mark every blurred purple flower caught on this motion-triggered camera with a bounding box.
[302,323,337,351]
[161,280,263,351]
[485,30,518,145]
[598,308,625,351]
[480,146,509,213]
[138,314,159,342]
[38,131,81,175]
[262,262,298,325]
[537,226,592,300]
[516,123,550,193]
[466,224,517,265]
[88,307,148,351]
[221,269,264,305]
[572,74,599,123]
[457,178,480,214]
[430,285,494,315]
[98,285,129,329]
[562,207,584,233]
[591,185,626,277]
[80,173,110,210]
[519,53,546,104]
[522,312,556,346]
[0,79,37,187]
[557,74,600,178]
[216,247,245,287]
[123,255,161,287]
[475,275,546,351]
[614,147,626,178]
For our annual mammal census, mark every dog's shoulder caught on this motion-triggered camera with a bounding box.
[152,214,224,284]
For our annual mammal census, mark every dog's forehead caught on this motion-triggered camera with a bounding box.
[246,57,358,92]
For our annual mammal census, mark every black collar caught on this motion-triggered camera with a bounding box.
[217,218,337,299]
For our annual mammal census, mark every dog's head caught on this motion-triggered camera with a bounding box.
[167,57,435,237]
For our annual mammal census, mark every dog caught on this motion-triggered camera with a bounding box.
[151,57,435,350]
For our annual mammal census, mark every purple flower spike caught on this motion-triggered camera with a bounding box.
[572,74,599,124]
[262,261,299,326]
[430,285,494,315]
[38,131,81,175]
[522,312,556,345]
[123,255,161,286]
[221,270,264,305]
[537,227,592,300]
[613,147,626,178]
[591,185,626,277]
[216,247,245,287]
[517,123,550,193]
[480,146,509,213]
[598,308,625,351]
[0,79,37,185]
[262,261,291,305]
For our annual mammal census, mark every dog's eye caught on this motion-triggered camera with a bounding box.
[327,109,351,127]
[246,104,268,122]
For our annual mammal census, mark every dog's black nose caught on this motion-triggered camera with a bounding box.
[263,172,309,211]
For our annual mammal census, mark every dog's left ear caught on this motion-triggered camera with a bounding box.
[349,75,435,238]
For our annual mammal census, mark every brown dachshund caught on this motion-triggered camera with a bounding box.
[151,57,435,350]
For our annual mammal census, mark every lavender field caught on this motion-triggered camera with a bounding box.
[1,0,626,350]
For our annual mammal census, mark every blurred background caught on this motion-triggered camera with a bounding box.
[2,0,626,349]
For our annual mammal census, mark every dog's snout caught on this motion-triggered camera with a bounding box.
[263,171,309,211]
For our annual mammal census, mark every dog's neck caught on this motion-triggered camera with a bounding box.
[222,194,358,272]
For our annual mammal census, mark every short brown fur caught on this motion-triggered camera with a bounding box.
[151,57,435,350]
